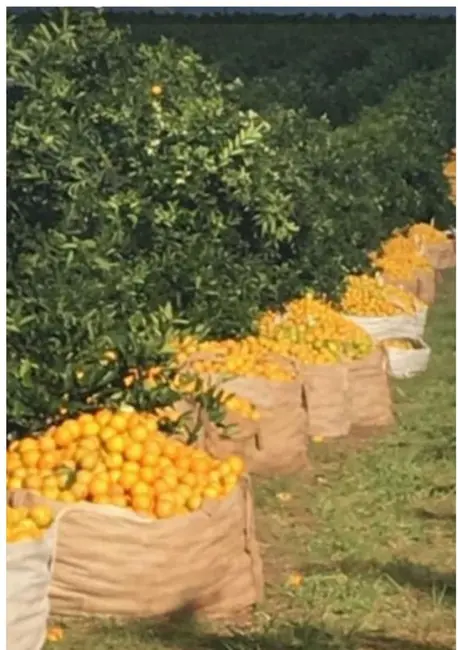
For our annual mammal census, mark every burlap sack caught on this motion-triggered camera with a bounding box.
[179,352,309,475]
[345,348,395,432]
[200,403,309,474]
[423,241,456,269]
[7,526,56,650]
[298,363,351,439]
[383,271,436,305]
[9,479,263,621]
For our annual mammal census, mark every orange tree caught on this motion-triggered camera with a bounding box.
[7,10,455,438]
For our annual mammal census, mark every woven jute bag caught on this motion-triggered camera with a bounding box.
[9,480,264,622]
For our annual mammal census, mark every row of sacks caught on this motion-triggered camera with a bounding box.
[7,475,264,650]
[184,347,394,475]
[186,276,437,474]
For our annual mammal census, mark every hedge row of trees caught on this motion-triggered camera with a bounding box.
[7,10,456,435]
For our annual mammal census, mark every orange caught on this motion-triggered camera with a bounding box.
[29,506,53,528]
[126,412,141,428]
[143,439,161,455]
[162,441,180,460]
[153,478,170,495]
[174,456,190,474]
[23,475,43,491]
[8,440,20,452]
[100,426,117,443]
[123,442,143,462]
[60,443,77,461]
[129,425,148,443]
[42,474,59,489]
[78,413,95,425]
[130,481,151,497]
[63,419,82,439]
[176,483,192,501]
[42,487,60,501]
[18,437,39,452]
[139,466,157,484]
[110,495,128,508]
[75,469,92,485]
[12,467,28,479]
[203,485,220,500]
[151,84,163,96]
[78,436,100,451]
[71,483,89,501]
[208,470,221,484]
[110,413,129,432]
[95,409,113,426]
[92,495,112,505]
[144,419,159,434]
[141,452,160,467]
[7,452,21,473]
[93,461,107,474]
[181,472,198,488]
[80,421,100,437]
[88,476,110,499]
[105,435,126,453]
[108,483,125,498]
[155,499,175,519]
[190,456,211,474]
[157,456,172,470]
[59,491,76,503]
[186,494,203,511]
[38,436,56,452]
[194,472,209,488]
[105,452,124,469]
[123,461,140,474]
[53,427,73,448]
[119,471,138,491]
[108,469,122,483]
[161,470,178,489]
[21,450,40,469]
[131,494,153,513]
[227,455,244,475]
[37,451,58,470]
[47,626,64,642]
[78,451,99,471]
[218,460,232,477]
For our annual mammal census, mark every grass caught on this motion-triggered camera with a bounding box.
[46,271,456,650]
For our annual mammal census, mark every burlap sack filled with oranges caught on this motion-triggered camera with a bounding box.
[7,410,263,621]
[7,516,56,650]
[256,294,392,439]
[344,346,394,433]
[383,270,436,306]
[176,349,309,475]
[408,223,456,270]
[10,477,263,621]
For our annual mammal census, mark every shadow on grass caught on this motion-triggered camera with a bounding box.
[124,613,454,650]
[297,557,455,606]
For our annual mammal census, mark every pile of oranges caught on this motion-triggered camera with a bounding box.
[370,233,433,280]
[381,338,420,350]
[407,223,449,245]
[6,409,245,520]
[173,336,297,382]
[7,504,54,543]
[340,274,423,317]
[257,293,374,365]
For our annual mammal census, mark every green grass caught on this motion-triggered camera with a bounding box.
[46,272,456,650]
